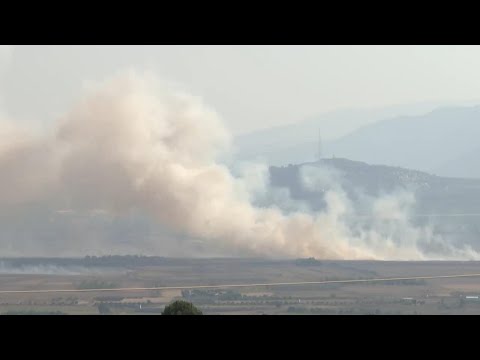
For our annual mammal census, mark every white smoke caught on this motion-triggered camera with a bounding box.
[0,261,124,276]
[299,165,480,260]
[0,70,477,260]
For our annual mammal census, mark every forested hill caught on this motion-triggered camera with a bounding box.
[269,158,480,214]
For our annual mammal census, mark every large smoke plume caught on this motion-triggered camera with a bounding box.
[0,71,477,260]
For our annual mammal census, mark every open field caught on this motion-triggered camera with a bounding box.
[0,257,480,314]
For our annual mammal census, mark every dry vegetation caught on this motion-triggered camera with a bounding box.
[0,258,480,315]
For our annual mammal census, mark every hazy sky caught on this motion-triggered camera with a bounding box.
[2,45,480,134]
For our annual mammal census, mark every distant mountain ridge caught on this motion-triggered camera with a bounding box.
[325,106,480,177]
[236,104,480,178]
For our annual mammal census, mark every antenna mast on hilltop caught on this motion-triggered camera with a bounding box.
[317,129,323,162]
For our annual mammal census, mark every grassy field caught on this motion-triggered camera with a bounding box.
[0,258,479,314]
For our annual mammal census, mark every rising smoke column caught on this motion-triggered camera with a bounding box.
[0,71,477,260]
[50,72,378,259]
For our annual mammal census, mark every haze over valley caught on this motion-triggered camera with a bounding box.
[3,45,480,315]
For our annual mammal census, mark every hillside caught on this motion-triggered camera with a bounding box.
[269,158,480,215]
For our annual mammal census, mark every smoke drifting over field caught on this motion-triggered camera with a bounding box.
[0,72,477,260]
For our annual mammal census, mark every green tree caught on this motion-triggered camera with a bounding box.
[162,300,203,315]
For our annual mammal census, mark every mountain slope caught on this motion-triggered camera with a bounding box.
[324,106,480,176]
[236,105,480,178]
[434,146,480,178]
[234,102,452,166]
[269,158,480,214]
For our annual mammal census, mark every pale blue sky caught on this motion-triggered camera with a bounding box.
[1,45,480,134]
